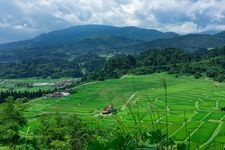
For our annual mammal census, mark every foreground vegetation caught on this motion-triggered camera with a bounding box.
[1,73,225,149]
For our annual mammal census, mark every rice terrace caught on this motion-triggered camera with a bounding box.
[15,73,225,149]
[2,1,225,149]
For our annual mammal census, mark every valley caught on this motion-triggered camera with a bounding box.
[4,73,225,149]
[1,1,225,149]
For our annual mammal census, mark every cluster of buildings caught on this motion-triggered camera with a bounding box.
[46,89,72,98]
[32,79,81,88]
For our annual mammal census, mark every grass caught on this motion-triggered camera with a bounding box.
[3,73,225,148]
[172,122,201,141]
[191,122,218,142]
[191,112,209,121]
[203,112,225,121]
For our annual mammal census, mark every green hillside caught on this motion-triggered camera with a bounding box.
[120,31,225,52]
[22,73,225,149]
[0,25,177,63]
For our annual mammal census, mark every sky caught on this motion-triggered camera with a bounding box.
[1,0,225,43]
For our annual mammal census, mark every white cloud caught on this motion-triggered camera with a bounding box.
[0,0,225,43]
[13,25,25,30]
[162,22,199,34]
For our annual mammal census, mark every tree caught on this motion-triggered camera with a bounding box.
[37,114,95,150]
[0,96,27,146]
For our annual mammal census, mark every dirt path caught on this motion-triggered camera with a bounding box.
[121,92,137,111]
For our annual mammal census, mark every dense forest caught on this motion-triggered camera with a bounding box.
[0,89,54,103]
[0,54,104,79]
[1,46,225,82]
[89,46,225,82]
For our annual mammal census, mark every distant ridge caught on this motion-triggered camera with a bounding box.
[119,31,225,52]
[1,24,225,63]
[0,24,178,62]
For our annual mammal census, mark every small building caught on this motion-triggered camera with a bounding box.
[102,105,117,115]
[46,92,64,98]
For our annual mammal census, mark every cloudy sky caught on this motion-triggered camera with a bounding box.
[1,0,225,43]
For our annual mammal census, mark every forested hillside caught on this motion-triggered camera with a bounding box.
[118,31,225,52]
[0,25,177,62]
[90,47,225,82]
[0,25,225,82]
[1,46,225,83]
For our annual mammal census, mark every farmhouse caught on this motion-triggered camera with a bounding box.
[102,105,117,115]
[46,92,64,98]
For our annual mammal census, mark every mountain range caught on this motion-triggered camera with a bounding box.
[0,24,225,62]
[121,31,225,52]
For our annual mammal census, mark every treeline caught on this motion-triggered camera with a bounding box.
[1,46,225,82]
[0,89,54,103]
[0,54,104,79]
[0,59,82,79]
[89,46,225,82]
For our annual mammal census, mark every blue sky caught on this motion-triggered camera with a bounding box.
[0,0,225,43]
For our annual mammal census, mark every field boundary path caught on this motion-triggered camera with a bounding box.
[195,101,199,110]
[170,112,198,138]
[184,122,204,142]
[121,92,137,111]
[155,114,166,123]
[74,81,99,89]
[201,112,211,121]
[120,74,132,79]
[169,123,185,138]
[199,122,224,149]
[216,100,219,109]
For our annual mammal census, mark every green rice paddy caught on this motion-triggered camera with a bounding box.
[6,73,225,149]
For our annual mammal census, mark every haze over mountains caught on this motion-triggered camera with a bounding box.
[0,24,225,62]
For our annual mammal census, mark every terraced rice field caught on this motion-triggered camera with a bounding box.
[25,73,225,149]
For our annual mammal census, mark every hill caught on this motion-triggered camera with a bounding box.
[91,47,225,82]
[0,25,178,62]
[22,73,225,149]
[121,31,225,52]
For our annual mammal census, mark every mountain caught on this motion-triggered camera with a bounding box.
[33,25,178,44]
[2,24,225,63]
[121,31,225,52]
[0,25,178,62]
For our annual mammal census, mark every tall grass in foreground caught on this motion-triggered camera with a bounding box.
[184,109,191,150]
[110,77,188,149]
[161,78,169,150]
